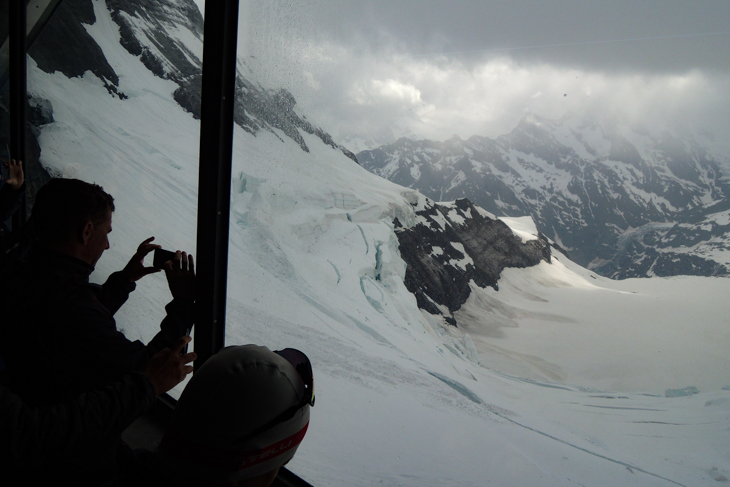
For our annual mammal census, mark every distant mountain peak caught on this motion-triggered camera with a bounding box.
[358,114,730,279]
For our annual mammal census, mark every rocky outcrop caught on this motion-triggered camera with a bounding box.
[173,76,357,161]
[28,0,123,97]
[394,198,551,325]
[107,0,203,82]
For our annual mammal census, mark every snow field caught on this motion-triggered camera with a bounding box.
[459,254,730,393]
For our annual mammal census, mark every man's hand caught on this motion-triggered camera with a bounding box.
[2,159,24,190]
[143,336,197,395]
[164,251,195,301]
[121,237,161,282]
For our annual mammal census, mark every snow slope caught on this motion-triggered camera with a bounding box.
[458,254,730,393]
[24,2,730,485]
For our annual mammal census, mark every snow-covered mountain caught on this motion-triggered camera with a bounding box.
[10,0,730,485]
[24,0,356,165]
[337,124,421,155]
[358,114,730,279]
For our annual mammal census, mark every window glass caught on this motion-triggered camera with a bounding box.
[13,0,730,485]
[231,1,730,485]
[24,0,201,376]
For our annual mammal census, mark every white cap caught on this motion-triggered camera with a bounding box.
[154,345,311,482]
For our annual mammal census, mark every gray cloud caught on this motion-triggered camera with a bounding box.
[284,0,730,74]
[194,1,730,153]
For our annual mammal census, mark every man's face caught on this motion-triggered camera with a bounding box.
[86,210,112,267]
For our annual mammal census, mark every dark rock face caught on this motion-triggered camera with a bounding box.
[107,0,357,162]
[107,0,203,82]
[27,0,356,163]
[395,198,551,325]
[169,74,360,161]
[28,0,123,96]
[359,114,730,279]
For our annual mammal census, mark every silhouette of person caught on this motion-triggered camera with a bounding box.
[0,178,196,484]
[0,178,196,404]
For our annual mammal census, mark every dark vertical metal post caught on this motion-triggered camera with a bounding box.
[194,0,239,370]
[9,0,27,225]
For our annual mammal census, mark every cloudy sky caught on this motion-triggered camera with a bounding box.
[195,1,730,152]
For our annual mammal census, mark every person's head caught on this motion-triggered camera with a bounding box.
[154,345,314,487]
[32,178,115,266]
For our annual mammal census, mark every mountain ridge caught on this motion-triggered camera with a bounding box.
[26,0,357,163]
[358,112,730,279]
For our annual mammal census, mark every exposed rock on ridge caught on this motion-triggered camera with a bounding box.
[28,0,123,97]
[394,198,551,325]
[107,0,203,82]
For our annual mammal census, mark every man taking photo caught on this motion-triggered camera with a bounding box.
[0,177,195,404]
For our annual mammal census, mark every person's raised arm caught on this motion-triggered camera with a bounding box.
[99,237,162,315]
[163,250,195,302]
[3,159,24,190]
[146,251,196,355]
[120,237,162,283]
[143,335,197,394]
[0,159,25,222]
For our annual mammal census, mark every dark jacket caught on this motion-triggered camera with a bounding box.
[0,372,157,486]
[0,248,193,405]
